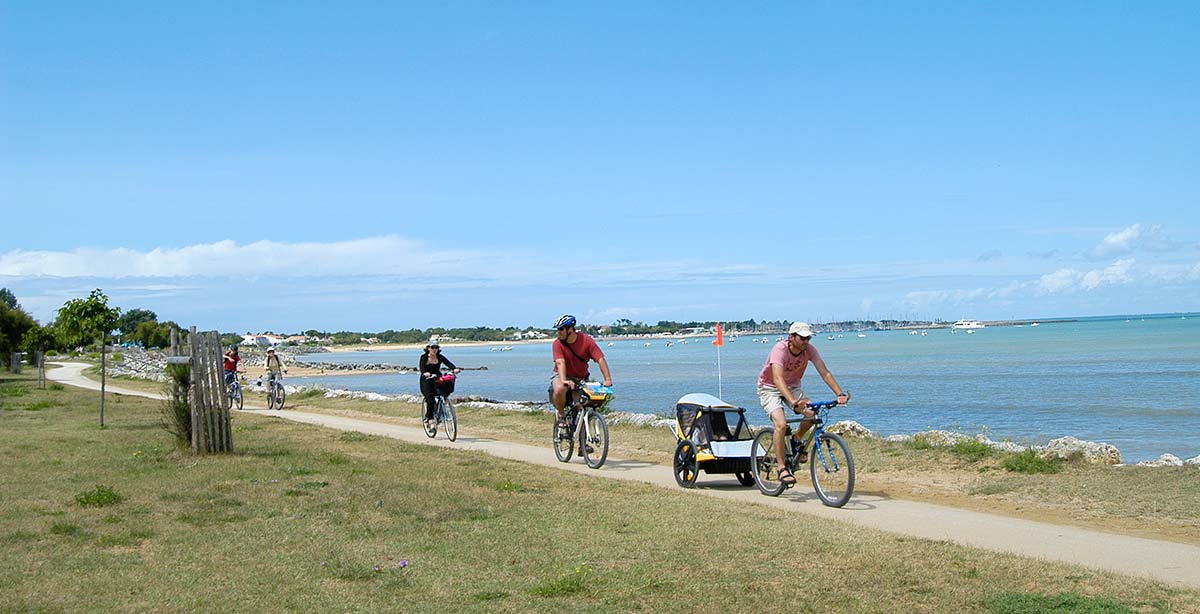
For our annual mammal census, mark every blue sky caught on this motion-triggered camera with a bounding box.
[2,2,1197,333]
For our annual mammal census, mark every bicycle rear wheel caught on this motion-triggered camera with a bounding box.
[552,412,574,462]
[750,429,787,496]
[443,397,457,442]
[581,410,608,469]
[810,431,855,508]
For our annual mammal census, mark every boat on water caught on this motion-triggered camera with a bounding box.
[951,319,985,330]
[1030,322,1040,327]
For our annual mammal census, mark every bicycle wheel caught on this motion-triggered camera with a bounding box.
[735,471,756,487]
[266,384,276,410]
[750,429,787,496]
[552,412,574,462]
[809,431,855,508]
[423,399,437,438]
[276,384,285,410]
[581,410,608,469]
[224,385,232,410]
[443,396,457,442]
[673,440,699,488]
[234,385,243,411]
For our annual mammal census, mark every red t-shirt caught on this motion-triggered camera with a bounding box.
[552,333,604,380]
[223,353,241,372]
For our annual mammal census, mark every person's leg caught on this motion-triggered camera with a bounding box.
[420,378,437,422]
[551,378,570,419]
[758,386,795,483]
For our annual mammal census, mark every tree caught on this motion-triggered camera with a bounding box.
[0,300,36,366]
[21,323,58,357]
[0,288,17,310]
[54,289,120,350]
[117,309,157,339]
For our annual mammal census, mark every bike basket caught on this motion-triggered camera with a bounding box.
[436,374,456,395]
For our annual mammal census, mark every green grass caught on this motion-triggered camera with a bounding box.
[75,485,124,507]
[8,370,1198,612]
[1003,449,1064,474]
[982,591,1136,613]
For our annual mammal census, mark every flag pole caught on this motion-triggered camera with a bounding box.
[713,323,724,398]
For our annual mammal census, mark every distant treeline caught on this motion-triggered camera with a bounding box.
[302,318,942,346]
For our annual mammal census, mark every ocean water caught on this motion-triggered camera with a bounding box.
[291,314,1200,462]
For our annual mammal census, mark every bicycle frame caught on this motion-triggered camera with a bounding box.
[784,401,841,471]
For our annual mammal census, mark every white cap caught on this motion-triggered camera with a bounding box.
[788,322,814,338]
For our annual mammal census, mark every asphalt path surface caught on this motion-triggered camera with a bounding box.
[48,361,1200,589]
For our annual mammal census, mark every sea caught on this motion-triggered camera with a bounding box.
[290,313,1200,463]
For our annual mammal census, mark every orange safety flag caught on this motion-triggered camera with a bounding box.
[713,323,724,347]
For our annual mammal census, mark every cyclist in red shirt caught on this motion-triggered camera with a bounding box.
[222,346,242,387]
[549,315,613,427]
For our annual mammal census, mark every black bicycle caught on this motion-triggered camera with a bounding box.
[422,371,458,442]
[749,399,856,507]
[265,372,286,410]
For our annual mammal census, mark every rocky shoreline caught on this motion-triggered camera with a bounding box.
[102,348,1199,467]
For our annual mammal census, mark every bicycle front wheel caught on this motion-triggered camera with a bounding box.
[276,384,285,410]
[810,431,855,508]
[423,399,438,438]
[581,410,608,469]
[750,429,786,496]
[266,385,276,410]
[443,397,457,442]
[552,414,574,462]
[234,387,243,411]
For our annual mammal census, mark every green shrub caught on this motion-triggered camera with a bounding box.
[951,439,994,462]
[48,383,64,391]
[1001,450,1062,474]
[75,485,124,507]
[982,591,1132,613]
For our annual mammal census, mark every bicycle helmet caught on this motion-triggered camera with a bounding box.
[554,314,576,330]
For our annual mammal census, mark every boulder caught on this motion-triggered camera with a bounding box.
[913,430,971,447]
[827,420,872,438]
[1042,436,1122,465]
[1136,454,1184,468]
[883,434,912,443]
[986,440,1027,454]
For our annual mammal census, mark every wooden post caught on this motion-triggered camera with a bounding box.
[189,326,202,453]
[35,351,45,389]
[99,337,106,427]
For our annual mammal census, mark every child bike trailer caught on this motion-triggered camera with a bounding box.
[672,393,757,488]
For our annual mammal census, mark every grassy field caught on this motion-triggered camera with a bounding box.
[4,371,1200,612]
[79,365,1200,545]
[84,367,1200,545]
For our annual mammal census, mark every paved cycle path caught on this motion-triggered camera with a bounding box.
[48,362,1200,589]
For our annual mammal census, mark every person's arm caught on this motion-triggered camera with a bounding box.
[811,357,849,403]
[439,354,458,372]
[555,357,574,388]
[595,355,612,387]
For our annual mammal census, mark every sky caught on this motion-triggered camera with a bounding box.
[2,2,1198,334]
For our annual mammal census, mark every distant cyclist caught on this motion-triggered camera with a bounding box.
[222,345,242,388]
[419,342,460,430]
[263,347,287,386]
[757,322,849,486]
[549,315,613,428]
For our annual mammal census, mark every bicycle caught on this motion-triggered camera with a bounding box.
[749,399,856,507]
[552,381,613,469]
[224,373,244,411]
[422,371,458,442]
[265,371,287,410]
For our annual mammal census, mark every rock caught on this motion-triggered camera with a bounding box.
[1186,455,1200,466]
[913,430,971,447]
[1136,454,1184,467]
[883,434,912,443]
[1043,436,1122,465]
[987,440,1027,454]
[827,420,872,438]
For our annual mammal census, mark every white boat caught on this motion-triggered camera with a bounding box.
[857,333,867,338]
[951,319,985,330]
[827,335,835,341]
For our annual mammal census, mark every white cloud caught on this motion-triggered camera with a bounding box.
[1080,258,1134,290]
[1038,269,1081,293]
[0,237,483,278]
[1088,224,1173,260]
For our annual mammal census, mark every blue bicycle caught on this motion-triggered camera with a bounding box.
[224,375,244,411]
[749,399,855,507]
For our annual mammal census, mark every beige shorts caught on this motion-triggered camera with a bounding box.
[758,384,806,418]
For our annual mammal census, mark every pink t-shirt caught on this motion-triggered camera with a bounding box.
[757,340,821,388]
[552,333,605,380]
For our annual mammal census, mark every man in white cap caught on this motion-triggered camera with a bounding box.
[756,321,850,486]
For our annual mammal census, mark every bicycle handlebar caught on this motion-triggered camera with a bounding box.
[783,400,843,423]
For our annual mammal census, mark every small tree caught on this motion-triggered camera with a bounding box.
[54,289,121,351]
